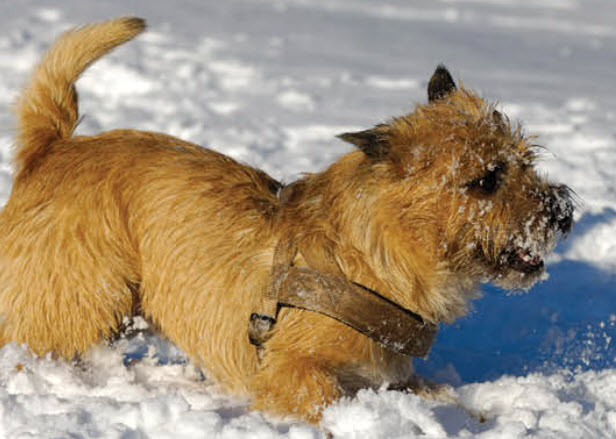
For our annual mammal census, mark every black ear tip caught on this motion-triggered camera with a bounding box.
[428,64,457,102]
[337,130,371,147]
[431,64,454,83]
[337,126,390,158]
[434,64,451,75]
[336,132,356,144]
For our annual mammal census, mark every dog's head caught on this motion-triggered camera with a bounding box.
[336,66,573,319]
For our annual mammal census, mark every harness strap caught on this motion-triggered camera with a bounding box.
[248,238,297,348]
[248,239,437,358]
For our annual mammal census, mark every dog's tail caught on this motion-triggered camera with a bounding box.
[13,17,146,174]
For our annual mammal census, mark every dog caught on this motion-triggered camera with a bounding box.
[0,17,573,423]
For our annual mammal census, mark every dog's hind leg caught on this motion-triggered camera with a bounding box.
[0,17,147,359]
[0,270,136,359]
[0,215,138,359]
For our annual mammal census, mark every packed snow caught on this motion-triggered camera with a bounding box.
[0,0,615,437]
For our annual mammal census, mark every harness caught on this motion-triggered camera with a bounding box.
[248,184,437,357]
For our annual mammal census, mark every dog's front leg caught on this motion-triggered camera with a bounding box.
[250,351,341,424]
[389,375,456,403]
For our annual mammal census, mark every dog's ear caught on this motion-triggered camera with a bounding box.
[337,124,390,158]
[428,65,457,102]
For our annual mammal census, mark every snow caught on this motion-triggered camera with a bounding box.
[0,0,615,437]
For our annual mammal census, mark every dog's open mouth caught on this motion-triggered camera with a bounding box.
[505,248,545,274]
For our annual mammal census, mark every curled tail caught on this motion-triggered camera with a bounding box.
[13,17,146,174]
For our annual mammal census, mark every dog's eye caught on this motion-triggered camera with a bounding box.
[468,167,502,194]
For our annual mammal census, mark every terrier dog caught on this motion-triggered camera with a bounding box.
[0,18,573,423]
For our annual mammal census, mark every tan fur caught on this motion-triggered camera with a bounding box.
[0,19,572,423]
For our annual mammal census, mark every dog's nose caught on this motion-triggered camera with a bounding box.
[547,185,574,234]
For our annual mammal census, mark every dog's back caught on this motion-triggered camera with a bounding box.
[0,18,279,392]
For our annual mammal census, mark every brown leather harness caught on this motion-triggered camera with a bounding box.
[248,235,438,358]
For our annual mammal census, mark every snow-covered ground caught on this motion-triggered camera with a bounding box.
[0,0,615,437]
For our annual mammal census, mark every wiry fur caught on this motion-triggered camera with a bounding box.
[0,18,573,424]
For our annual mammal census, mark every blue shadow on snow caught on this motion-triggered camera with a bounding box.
[415,259,616,384]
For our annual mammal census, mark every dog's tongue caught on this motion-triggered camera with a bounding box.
[517,249,542,266]
[506,247,545,274]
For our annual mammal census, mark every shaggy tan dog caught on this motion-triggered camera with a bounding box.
[0,18,573,423]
